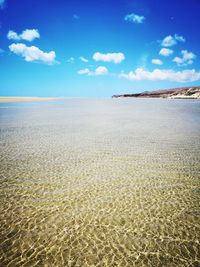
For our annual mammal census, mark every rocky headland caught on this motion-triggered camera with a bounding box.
[112,86,200,99]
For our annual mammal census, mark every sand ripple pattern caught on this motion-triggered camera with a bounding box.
[0,99,200,266]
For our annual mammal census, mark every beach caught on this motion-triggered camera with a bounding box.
[0,97,58,103]
[0,98,199,266]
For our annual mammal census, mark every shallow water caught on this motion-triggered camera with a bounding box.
[0,98,200,267]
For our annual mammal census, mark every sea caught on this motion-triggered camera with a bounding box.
[0,98,199,266]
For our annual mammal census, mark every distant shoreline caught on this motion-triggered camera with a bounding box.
[112,86,200,99]
[0,97,60,103]
[112,95,200,100]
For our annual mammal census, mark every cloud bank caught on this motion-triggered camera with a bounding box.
[120,67,200,82]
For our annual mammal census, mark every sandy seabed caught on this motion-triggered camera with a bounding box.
[0,98,200,266]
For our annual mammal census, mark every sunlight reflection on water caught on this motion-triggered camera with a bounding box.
[0,98,200,266]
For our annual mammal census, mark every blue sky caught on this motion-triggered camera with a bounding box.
[0,0,200,96]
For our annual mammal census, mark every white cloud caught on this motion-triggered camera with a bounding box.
[67,57,75,63]
[7,29,40,42]
[124,13,145,24]
[9,43,56,64]
[95,66,108,75]
[0,0,5,9]
[78,66,108,76]
[120,67,200,82]
[175,34,185,43]
[93,52,125,64]
[181,50,195,60]
[152,59,163,65]
[173,57,183,66]
[159,48,173,56]
[80,56,88,62]
[7,31,20,40]
[20,29,40,41]
[161,34,185,47]
[78,68,90,75]
[161,35,176,47]
[173,50,196,66]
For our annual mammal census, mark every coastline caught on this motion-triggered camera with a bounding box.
[113,95,200,99]
[112,86,200,99]
[0,97,59,103]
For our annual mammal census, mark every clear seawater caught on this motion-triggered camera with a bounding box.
[0,98,200,266]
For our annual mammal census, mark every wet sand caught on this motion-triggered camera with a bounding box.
[0,98,200,266]
[0,97,58,103]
